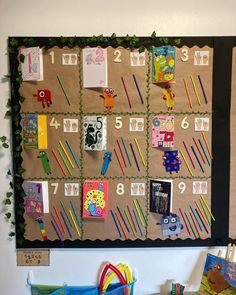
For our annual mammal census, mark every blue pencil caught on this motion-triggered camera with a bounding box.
[198,139,211,166]
[110,209,122,238]
[60,211,73,239]
[117,206,130,233]
[51,220,64,246]
[65,140,81,170]
[133,208,143,236]
[132,74,144,104]
[191,145,204,173]
[195,207,209,234]
[190,205,202,232]
[70,200,82,228]
[121,137,132,166]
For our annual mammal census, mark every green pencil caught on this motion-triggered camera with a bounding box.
[60,201,73,228]
[57,74,71,106]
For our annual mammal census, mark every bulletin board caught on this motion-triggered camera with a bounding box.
[8,36,236,248]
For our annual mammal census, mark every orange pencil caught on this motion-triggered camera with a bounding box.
[51,149,67,176]
[53,205,66,234]
[190,212,201,238]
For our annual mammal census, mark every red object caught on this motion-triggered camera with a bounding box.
[193,137,205,164]
[114,148,125,176]
[190,211,201,238]
[33,89,52,108]
[117,139,127,168]
[179,208,191,237]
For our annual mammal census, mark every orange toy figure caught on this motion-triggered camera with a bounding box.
[100,88,117,112]
[162,84,175,110]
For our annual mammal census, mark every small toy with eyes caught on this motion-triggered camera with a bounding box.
[100,88,117,112]
[157,212,183,237]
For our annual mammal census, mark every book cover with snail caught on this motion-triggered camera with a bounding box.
[151,115,175,148]
[82,180,108,219]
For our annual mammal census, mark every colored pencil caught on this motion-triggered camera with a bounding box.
[115,211,128,240]
[192,137,205,164]
[59,140,74,168]
[57,74,71,106]
[57,147,72,176]
[121,76,132,109]
[179,208,191,236]
[69,209,81,238]
[124,208,136,237]
[191,146,204,173]
[185,212,197,239]
[201,132,212,159]
[199,198,211,226]
[114,148,125,176]
[194,200,209,226]
[133,74,144,104]
[197,75,208,104]
[134,138,146,166]
[51,220,64,245]
[198,139,211,166]
[51,211,64,238]
[130,143,140,171]
[121,137,132,166]
[195,207,209,234]
[201,195,215,221]
[60,211,72,239]
[127,205,137,233]
[110,210,122,238]
[65,140,81,170]
[183,141,195,169]
[51,148,67,176]
[70,200,81,228]
[133,208,143,236]
[117,206,130,233]
[136,198,148,226]
[60,201,73,228]
[117,139,127,168]
[183,78,193,108]
[53,205,65,234]
[190,75,201,105]
[179,149,194,176]
[133,199,144,226]
[190,205,202,232]
[189,212,201,238]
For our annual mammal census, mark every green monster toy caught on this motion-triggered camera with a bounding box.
[38,151,51,175]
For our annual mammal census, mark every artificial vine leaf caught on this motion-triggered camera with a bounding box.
[174,38,181,45]
[4,199,11,205]
[9,181,14,189]
[0,136,7,142]
[19,96,25,103]
[19,54,25,63]
[9,232,15,237]
[2,143,9,148]
[151,31,157,39]
[5,212,11,219]
[7,169,12,176]
[10,38,19,47]
[23,37,36,46]
[6,192,13,198]
[4,110,12,117]
[11,221,16,226]
[16,167,26,176]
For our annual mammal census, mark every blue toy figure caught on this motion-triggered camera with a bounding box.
[158,212,183,237]
[101,151,112,175]
[163,150,181,174]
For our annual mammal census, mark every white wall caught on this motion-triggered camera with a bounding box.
[0,0,235,294]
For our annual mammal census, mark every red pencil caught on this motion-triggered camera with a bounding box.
[115,212,128,240]
[114,148,125,176]
[183,141,195,169]
[192,137,205,164]
[53,205,66,234]
[179,208,191,236]
[117,139,127,168]
[127,205,137,233]
[51,149,67,176]
[189,211,201,238]
[121,76,132,109]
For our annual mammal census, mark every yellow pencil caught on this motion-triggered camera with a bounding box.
[57,147,72,176]
[201,132,213,159]
[180,149,194,177]
[69,209,81,238]
[134,138,146,166]
[183,78,193,108]
[201,195,215,221]
[190,75,201,105]
[133,199,144,226]
[59,140,74,168]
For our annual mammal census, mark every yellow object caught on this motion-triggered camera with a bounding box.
[59,140,74,168]
[162,87,175,109]
[179,150,194,177]
[69,209,81,237]
[57,147,72,176]
[201,195,215,221]
[134,138,146,166]
[201,132,213,159]
[38,115,48,149]
[190,75,201,105]
[133,199,144,227]
[183,78,193,108]
[102,263,132,293]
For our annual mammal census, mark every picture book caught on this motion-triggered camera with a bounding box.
[82,47,108,88]
[151,115,175,148]
[22,113,38,149]
[149,179,173,215]
[20,47,44,81]
[152,45,176,83]
[199,253,236,294]
[82,180,108,218]
[83,116,107,151]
